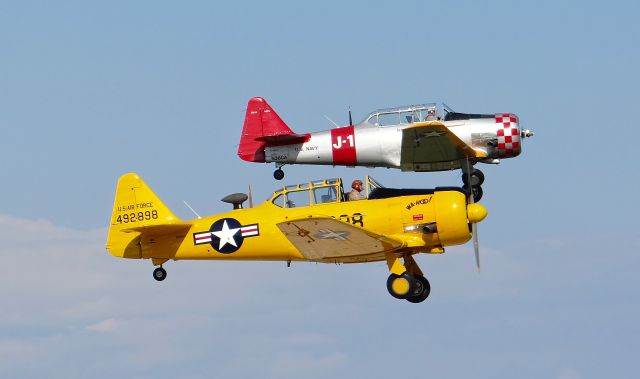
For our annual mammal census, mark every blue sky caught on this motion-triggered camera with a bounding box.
[1,1,639,378]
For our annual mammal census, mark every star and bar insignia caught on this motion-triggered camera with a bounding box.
[193,218,259,254]
[314,229,350,241]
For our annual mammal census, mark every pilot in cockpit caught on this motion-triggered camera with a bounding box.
[348,179,365,201]
[425,109,437,121]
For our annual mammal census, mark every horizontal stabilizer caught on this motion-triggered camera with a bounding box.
[255,133,310,144]
[121,223,192,237]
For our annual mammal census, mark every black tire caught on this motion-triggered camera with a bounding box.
[273,169,285,180]
[406,275,431,303]
[153,267,167,282]
[463,184,483,203]
[471,169,485,186]
[462,169,485,186]
[472,185,483,202]
[386,273,416,299]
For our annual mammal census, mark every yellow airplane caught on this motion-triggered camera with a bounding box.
[106,173,487,303]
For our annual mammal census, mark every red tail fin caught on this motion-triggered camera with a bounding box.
[238,97,308,162]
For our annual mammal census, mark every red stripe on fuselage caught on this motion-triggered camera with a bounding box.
[331,126,357,165]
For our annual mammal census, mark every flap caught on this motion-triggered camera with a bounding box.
[401,122,486,171]
[277,217,402,260]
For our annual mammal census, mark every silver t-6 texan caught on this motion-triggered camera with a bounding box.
[238,97,534,201]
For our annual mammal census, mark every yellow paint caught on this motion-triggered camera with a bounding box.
[467,204,488,223]
[433,191,473,246]
[106,173,191,259]
[106,174,487,267]
[386,254,407,275]
[391,277,410,296]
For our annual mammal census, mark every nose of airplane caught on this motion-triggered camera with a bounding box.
[467,203,487,223]
[495,113,522,158]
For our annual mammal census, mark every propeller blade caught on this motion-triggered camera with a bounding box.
[472,222,480,272]
[248,184,253,208]
[462,158,480,271]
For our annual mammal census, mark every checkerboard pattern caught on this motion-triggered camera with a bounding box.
[495,113,521,157]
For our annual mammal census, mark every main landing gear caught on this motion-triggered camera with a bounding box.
[462,168,484,202]
[387,273,431,303]
[386,254,431,303]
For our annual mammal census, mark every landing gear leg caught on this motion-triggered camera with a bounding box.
[461,160,483,202]
[385,254,431,303]
[153,266,167,281]
[273,163,285,180]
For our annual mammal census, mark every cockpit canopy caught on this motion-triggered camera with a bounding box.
[361,103,444,127]
[269,176,384,208]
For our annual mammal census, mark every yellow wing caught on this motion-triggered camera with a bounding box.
[277,217,402,262]
[400,122,486,171]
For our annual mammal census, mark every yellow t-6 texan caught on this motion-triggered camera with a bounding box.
[106,173,487,303]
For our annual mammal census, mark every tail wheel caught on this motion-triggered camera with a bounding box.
[406,275,431,303]
[273,169,285,180]
[153,267,167,281]
[386,273,416,299]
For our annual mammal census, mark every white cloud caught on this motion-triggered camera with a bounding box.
[0,213,636,379]
[85,318,119,333]
[0,213,357,378]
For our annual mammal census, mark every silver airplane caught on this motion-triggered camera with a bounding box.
[238,97,534,201]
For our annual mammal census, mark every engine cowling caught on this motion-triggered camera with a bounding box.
[495,113,522,158]
[432,190,488,247]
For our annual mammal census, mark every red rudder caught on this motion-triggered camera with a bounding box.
[238,97,296,162]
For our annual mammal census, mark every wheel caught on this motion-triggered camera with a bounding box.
[406,275,431,303]
[471,169,485,186]
[153,267,167,281]
[463,184,483,202]
[462,169,484,186]
[472,185,483,202]
[273,169,285,180]
[386,273,416,299]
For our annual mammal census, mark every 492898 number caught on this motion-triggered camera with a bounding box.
[116,210,158,224]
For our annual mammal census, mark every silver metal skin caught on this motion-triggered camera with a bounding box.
[264,103,533,172]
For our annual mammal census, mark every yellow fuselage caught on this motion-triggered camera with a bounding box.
[107,176,473,264]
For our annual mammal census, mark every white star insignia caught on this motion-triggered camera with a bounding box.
[211,220,240,249]
[423,130,445,138]
[315,229,350,241]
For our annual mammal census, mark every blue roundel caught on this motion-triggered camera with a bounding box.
[209,218,244,254]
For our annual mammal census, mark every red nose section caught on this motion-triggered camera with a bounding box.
[495,113,521,158]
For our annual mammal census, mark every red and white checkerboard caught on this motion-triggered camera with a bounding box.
[495,113,521,157]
